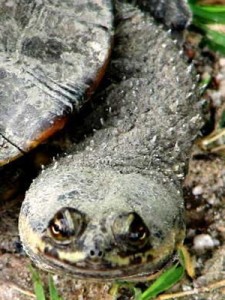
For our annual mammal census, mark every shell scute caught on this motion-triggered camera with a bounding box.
[0,0,114,165]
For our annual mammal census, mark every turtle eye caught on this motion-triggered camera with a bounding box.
[113,212,150,251]
[48,208,85,244]
[127,214,148,245]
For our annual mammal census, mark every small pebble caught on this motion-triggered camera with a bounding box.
[193,234,216,251]
[192,185,203,196]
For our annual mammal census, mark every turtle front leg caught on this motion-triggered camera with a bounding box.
[134,0,191,29]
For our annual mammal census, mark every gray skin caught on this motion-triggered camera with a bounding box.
[19,1,203,281]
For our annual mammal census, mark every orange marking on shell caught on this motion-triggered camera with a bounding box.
[27,117,68,150]
[86,46,112,98]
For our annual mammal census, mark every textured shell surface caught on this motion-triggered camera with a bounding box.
[18,1,203,280]
[0,0,113,164]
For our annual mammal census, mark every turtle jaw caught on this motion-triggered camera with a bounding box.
[20,212,185,281]
[36,248,177,282]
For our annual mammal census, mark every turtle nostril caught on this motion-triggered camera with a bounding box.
[89,249,104,258]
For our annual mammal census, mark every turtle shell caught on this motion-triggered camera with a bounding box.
[0,0,113,166]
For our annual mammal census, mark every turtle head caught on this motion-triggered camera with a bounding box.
[19,166,185,281]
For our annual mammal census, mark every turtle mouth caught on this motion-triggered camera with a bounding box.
[19,213,185,281]
[38,245,177,281]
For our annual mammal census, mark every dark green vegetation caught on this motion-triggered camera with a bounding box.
[189,0,225,53]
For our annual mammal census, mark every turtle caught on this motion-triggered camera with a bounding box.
[0,0,203,282]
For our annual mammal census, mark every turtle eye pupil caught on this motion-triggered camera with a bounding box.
[128,226,146,242]
[113,212,150,251]
[51,223,60,235]
[50,218,71,239]
[127,213,149,246]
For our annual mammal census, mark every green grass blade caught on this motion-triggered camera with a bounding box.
[137,264,185,300]
[219,110,225,128]
[188,0,225,54]
[29,266,46,300]
[197,27,225,54]
[48,275,63,300]
[191,4,225,13]
[190,6,225,24]
[206,28,225,46]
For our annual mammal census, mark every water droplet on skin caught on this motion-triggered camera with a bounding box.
[186,92,193,99]
[100,118,104,126]
[186,64,193,74]
[52,161,58,170]
[179,50,183,56]
[172,39,178,45]
[191,83,196,90]
[90,140,95,147]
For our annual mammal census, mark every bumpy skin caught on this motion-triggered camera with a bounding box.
[19,1,203,281]
[0,0,113,165]
[133,0,191,29]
